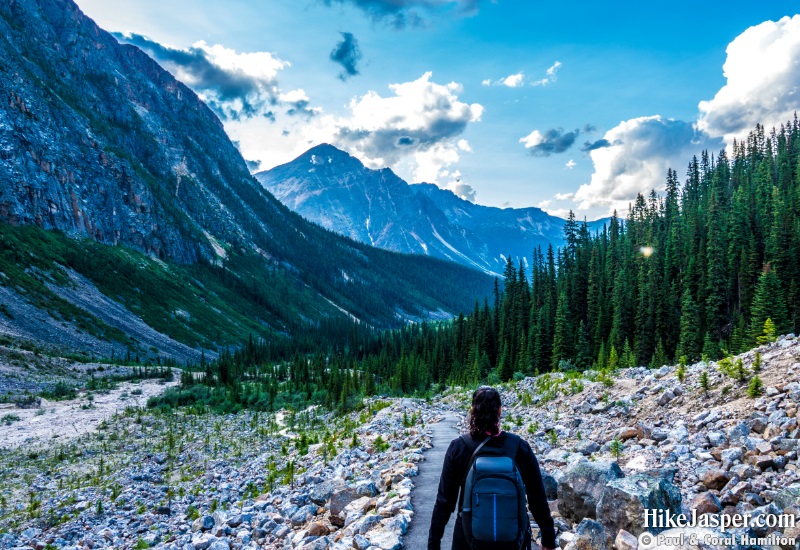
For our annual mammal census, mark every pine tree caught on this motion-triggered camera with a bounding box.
[747,375,764,398]
[699,370,710,393]
[757,318,778,345]
[551,290,572,369]
[751,269,788,341]
[677,289,702,362]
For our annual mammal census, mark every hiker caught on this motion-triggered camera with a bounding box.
[427,386,556,550]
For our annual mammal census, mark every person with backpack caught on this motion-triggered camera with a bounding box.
[427,386,556,550]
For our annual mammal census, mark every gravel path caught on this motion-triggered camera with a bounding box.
[405,410,461,550]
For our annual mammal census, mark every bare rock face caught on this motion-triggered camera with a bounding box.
[557,460,624,523]
[596,473,682,545]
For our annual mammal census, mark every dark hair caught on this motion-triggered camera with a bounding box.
[468,386,502,438]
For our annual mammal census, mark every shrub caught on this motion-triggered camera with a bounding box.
[699,370,710,393]
[747,375,764,398]
[1,414,20,425]
[609,438,624,460]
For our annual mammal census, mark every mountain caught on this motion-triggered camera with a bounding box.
[0,0,494,360]
[258,145,610,275]
[257,145,496,273]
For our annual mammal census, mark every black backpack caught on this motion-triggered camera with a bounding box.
[458,433,530,550]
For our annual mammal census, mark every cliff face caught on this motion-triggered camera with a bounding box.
[0,0,495,341]
[258,145,496,274]
[0,0,278,263]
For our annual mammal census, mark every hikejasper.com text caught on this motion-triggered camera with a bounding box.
[645,509,796,532]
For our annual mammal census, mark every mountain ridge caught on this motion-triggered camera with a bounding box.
[258,144,610,275]
[0,0,494,358]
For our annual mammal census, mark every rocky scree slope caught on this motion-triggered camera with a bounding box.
[3,338,800,550]
[0,0,494,351]
[0,397,440,550]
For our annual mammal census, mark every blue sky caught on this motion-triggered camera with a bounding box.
[75,0,800,219]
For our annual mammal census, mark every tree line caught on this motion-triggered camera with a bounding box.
[155,119,800,413]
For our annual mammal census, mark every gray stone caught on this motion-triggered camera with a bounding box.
[542,472,558,501]
[290,504,317,526]
[575,440,601,455]
[330,488,359,527]
[564,519,608,550]
[615,529,639,550]
[774,484,800,511]
[557,460,624,523]
[367,530,402,550]
[727,422,750,442]
[309,480,342,506]
[596,473,682,544]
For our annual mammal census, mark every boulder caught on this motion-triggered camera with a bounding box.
[367,530,402,550]
[615,529,639,550]
[690,492,722,516]
[575,440,601,456]
[306,522,330,537]
[557,460,624,523]
[564,519,608,550]
[774,484,800,511]
[309,480,343,506]
[596,473,682,545]
[542,472,558,501]
[330,488,359,527]
[699,468,730,490]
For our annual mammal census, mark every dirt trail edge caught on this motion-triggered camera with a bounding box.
[404,410,461,549]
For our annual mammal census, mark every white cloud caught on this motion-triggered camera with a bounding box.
[114,33,289,120]
[531,60,562,86]
[484,62,562,88]
[548,16,800,220]
[501,73,525,87]
[294,72,481,189]
[565,159,576,169]
[555,192,574,200]
[698,15,800,144]
[519,127,580,155]
[572,116,721,214]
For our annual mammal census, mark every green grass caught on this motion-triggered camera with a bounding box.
[0,222,332,350]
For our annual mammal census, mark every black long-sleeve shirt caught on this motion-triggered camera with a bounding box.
[427,431,556,550]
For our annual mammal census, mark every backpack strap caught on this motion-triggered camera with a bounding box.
[502,432,522,463]
[457,434,491,512]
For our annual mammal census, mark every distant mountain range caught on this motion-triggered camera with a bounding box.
[0,0,494,360]
[257,145,609,275]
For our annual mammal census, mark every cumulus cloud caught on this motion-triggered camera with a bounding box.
[572,116,722,213]
[520,127,580,156]
[280,89,321,118]
[483,73,525,87]
[698,15,800,144]
[114,33,288,121]
[320,0,483,28]
[544,17,799,220]
[580,138,612,152]
[330,32,363,80]
[304,72,482,186]
[440,170,476,202]
[501,73,525,87]
[565,160,576,169]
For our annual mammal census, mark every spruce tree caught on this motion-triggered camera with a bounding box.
[751,269,788,340]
